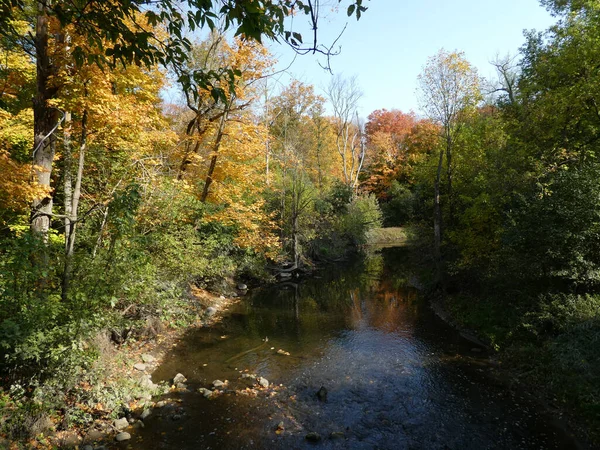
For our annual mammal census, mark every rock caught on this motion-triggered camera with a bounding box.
[330,432,345,440]
[173,373,187,384]
[84,428,105,442]
[277,349,290,356]
[279,272,292,279]
[257,377,269,388]
[82,445,94,450]
[316,386,328,402]
[115,432,131,442]
[113,417,129,431]
[305,432,321,442]
[133,421,145,429]
[241,373,256,379]
[175,382,187,390]
[141,353,156,363]
[237,283,248,290]
[205,307,217,317]
[156,401,167,408]
[231,292,238,298]
[212,379,227,389]
[61,431,82,446]
[198,388,214,399]
[140,375,155,389]
[134,362,147,371]
[220,295,226,299]
[140,409,151,420]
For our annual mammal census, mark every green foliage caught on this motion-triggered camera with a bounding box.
[380,181,416,226]
[339,194,383,246]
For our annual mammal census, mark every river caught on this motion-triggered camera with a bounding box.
[123,247,580,450]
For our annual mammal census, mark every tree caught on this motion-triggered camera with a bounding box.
[326,74,366,190]
[417,49,481,268]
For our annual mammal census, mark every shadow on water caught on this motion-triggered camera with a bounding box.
[123,247,581,450]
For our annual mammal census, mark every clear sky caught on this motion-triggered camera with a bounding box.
[266,0,556,118]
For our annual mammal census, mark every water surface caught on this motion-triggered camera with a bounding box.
[125,248,579,450]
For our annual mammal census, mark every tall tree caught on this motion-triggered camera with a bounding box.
[417,49,481,268]
[326,74,366,190]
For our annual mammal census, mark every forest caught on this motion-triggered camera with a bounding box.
[1,0,600,447]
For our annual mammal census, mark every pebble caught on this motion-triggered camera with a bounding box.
[237,283,248,290]
[113,417,129,431]
[82,445,94,450]
[140,409,151,420]
[257,377,269,388]
[198,388,214,399]
[173,373,187,384]
[205,307,217,317]
[115,432,131,442]
[156,401,167,408]
[133,363,146,371]
[142,353,156,363]
[213,379,226,388]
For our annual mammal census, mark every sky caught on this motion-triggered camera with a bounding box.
[265,0,557,118]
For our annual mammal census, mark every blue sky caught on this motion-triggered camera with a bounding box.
[266,0,557,117]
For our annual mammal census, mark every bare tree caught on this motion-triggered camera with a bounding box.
[326,74,366,190]
[488,53,519,105]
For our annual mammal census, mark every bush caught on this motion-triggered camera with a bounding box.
[340,194,383,246]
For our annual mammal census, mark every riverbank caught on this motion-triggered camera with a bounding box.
[437,291,600,448]
[0,287,243,449]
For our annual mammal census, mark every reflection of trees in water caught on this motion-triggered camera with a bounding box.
[231,247,422,351]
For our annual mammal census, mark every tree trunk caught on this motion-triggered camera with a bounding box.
[200,105,229,202]
[31,2,59,241]
[433,147,444,273]
[445,132,453,226]
[62,110,87,301]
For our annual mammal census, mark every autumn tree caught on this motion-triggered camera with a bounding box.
[417,49,481,267]
[363,109,419,198]
[0,0,368,265]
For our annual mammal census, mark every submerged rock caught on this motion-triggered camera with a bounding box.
[316,386,328,402]
[257,377,269,388]
[115,432,131,442]
[305,432,321,442]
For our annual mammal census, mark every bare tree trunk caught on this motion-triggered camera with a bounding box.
[62,109,87,301]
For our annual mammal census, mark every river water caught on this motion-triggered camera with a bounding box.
[124,247,580,450]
